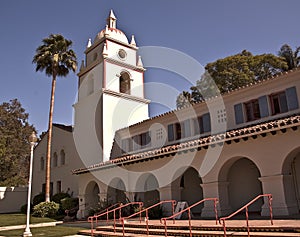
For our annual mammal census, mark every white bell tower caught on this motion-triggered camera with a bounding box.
[73,10,150,165]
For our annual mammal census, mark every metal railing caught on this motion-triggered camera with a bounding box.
[161,198,219,237]
[88,201,143,236]
[220,194,273,237]
[120,200,177,236]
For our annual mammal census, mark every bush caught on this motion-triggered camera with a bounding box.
[52,192,70,204]
[20,203,33,214]
[61,197,78,211]
[33,201,59,218]
[33,193,45,206]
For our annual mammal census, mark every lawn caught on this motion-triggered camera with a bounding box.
[0,225,85,237]
[0,214,56,227]
[0,214,88,236]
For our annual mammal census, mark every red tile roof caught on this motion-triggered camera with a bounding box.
[72,113,300,174]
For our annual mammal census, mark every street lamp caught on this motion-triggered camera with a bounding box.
[23,131,37,237]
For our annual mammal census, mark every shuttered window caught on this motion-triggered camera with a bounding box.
[234,103,244,124]
[286,86,299,111]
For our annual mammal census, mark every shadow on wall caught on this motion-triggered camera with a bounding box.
[0,187,28,213]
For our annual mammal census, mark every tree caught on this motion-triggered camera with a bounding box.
[278,44,300,70]
[32,34,77,202]
[177,50,288,108]
[0,99,36,186]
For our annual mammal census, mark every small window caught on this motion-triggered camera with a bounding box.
[60,150,65,166]
[57,181,62,194]
[120,72,131,94]
[40,157,44,171]
[53,152,58,167]
[270,91,288,115]
[244,99,261,122]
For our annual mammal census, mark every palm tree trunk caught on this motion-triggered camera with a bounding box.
[45,75,56,202]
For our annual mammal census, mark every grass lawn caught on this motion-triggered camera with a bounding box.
[0,214,57,227]
[0,225,85,237]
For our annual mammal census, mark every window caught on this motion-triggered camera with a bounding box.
[270,91,288,115]
[121,138,133,154]
[244,99,261,122]
[40,157,44,171]
[167,123,182,142]
[60,150,65,166]
[119,72,131,94]
[133,132,151,150]
[192,113,211,135]
[181,120,191,138]
[53,152,58,167]
[57,181,62,194]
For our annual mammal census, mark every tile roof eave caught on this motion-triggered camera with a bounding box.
[72,113,300,175]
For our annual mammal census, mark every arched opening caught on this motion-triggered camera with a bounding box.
[172,167,203,215]
[282,148,300,212]
[135,173,160,207]
[53,152,58,167]
[60,150,65,165]
[107,178,127,205]
[291,155,300,211]
[225,158,263,213]
[119,71,131,94]
[85,181,100,210]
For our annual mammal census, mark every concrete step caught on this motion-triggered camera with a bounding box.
[79,225,300,237]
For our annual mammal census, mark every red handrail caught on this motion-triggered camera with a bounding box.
[161,198,219,237]
[120,200,177,236]
[220,194,273,237]
[88,202,143,236]
[94,202,122,225]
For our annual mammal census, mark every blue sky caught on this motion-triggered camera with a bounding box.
[0,0,299,134]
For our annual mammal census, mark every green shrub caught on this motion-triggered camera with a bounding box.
[62,197,79,217]
[52,192,70,204]
[20,203,33,214]
[61,197,78,211]
[33,193,45,206]
[33,201,59,218]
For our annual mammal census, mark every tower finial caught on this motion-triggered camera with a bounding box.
[107,9,117,28]
[130,35,136,46]
[87,38,92,48]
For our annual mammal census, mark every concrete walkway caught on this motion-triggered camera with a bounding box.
[0,221,63,232]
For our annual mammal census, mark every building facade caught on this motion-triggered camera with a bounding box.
[32,124,83,198]
[33,10,300,219]
[72,11,300,218]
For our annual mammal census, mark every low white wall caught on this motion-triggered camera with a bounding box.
[0,187,27,213]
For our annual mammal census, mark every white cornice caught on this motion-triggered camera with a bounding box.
[102,89,150,104]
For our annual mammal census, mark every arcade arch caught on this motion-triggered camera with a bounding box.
[219,157,263,213]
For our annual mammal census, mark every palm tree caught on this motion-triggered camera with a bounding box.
[278,44,300,70]
[33,34,77,202]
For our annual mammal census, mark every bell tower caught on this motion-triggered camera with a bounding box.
[73,10,150,165]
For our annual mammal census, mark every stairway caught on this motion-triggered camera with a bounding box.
[78,220,300,237]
